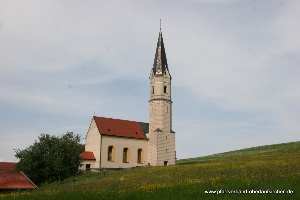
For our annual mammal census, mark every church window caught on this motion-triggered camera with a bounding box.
[137,148,143,164]
[108,146,115,162]
[123,148,130,163]
[164,86,167,93]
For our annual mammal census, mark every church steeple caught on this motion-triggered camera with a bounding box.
[149,27,172,102]
[147,26,175,166]
[152,29,169,76]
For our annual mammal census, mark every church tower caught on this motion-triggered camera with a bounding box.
[147,28,176,166]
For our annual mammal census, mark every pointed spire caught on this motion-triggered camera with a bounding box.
[153,20,168,76]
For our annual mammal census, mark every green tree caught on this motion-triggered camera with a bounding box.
[15,132,83,185]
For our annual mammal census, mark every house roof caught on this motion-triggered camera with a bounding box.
[0,162,37,189]
[0,162,16,172]
[93,116,149,139]
[80,151,96,160]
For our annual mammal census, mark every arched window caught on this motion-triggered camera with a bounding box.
[108,146,115,162]
[137,148,143,164]
[123,148,130,163]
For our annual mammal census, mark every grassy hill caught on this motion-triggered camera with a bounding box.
[1,141,300,200]
[177,141,300,164]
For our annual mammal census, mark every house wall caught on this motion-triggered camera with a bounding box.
[100,135,148,168]
[80,160,96,171]
[85,118,101,169]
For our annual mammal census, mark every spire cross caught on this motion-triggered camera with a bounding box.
[160,19,161,31]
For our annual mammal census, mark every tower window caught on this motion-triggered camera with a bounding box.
[164,86,167,93]
[152,86,154,94]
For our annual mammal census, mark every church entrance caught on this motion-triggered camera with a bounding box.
[164,161,168,166]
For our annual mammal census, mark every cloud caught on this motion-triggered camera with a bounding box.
[169,1,300,113]
[271,1,300,53]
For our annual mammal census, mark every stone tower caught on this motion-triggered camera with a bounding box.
[147,28,176,166]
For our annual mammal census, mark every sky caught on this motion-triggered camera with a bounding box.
[0,0,299,162]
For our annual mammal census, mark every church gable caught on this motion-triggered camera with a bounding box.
[93,116,148,140]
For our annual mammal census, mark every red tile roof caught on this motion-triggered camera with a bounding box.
[0,162,16,172]
[0,171,37,189]
[80,151,96,160]
[0,162,37,189]
[93,116,148,139]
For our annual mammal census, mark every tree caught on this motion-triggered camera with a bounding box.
[15,132,83,185]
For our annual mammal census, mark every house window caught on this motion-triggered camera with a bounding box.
[86,164,91,171]
[108,146,115,162]
[164,86,167,93]
[123,148,130,163]
[137,148,143,164]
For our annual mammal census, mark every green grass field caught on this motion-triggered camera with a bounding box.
[1,141,299,199]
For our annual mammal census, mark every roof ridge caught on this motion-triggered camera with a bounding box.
[93,116,148,124]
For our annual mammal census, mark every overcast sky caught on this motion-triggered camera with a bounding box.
[1,0,299,162]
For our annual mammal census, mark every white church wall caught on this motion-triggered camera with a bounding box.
[85,118,101,168]
[100,135,148,168]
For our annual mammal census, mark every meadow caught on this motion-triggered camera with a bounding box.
[1,141,299,199]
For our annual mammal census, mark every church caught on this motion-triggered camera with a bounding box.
[80,28,176,170]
